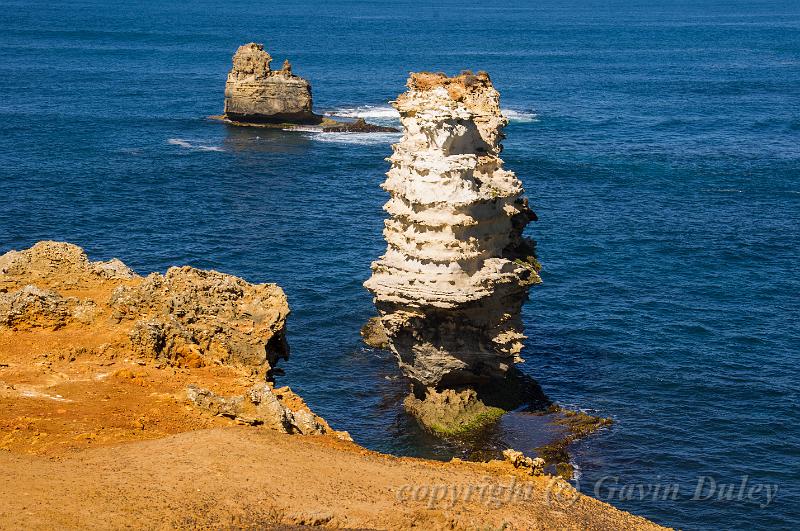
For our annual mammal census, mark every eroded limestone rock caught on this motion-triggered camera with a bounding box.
[0,241,289,375]
[223,43,317,124]
[365,72,540,411]
[110,266,290,372]
[186,383,350,439]
[0,241,136,282]
[0,285,74,330]
[219,43,398,132]
[360,316,390,349]
[502,448,545,476]
[404,388,504,436]
[0,242,134,330]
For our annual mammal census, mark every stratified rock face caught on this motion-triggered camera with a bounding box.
[364,72,541,392]
[223,43,317,124]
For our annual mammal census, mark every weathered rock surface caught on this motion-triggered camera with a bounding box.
[502,448,546,476]
[0,240,135,281]
[219,42,398,132]
[360,316,390,349]
[110,266,289,372]
[0,241,345,452]
[224,43,317,124]
[0,241,289,375]
[365,72,541,401]
[186,383,347,437]
[404,388,504,436]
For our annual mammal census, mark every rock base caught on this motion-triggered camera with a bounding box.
[360,316,389,349]
[404,388,504,436]
[403,367,551,436]
[211,114,398,133]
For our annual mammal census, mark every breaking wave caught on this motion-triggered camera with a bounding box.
[167,138,225,152]
[325,105,538,124]
[501,109,539,123]
[306,131,402,145]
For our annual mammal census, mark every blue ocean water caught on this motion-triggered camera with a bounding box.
[1,0,799,528]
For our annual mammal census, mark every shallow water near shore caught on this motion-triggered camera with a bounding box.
[1,0,799,528]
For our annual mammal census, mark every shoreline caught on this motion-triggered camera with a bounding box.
[0,242,665,529]
[0,427,666,530]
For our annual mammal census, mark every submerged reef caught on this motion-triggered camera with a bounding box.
[218,43,396,132]
[364,71,542,434]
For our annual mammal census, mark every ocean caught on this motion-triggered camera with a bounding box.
[1,0,798,528]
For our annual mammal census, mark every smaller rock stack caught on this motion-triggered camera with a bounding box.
[364,71,543,434]
[223,43,318,124]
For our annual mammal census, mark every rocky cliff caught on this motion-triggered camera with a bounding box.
[364,72,542,433]
[0,241,345,454]
[223,43,318,124]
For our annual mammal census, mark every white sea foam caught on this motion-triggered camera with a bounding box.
[325,105,400,121]
[501,109,539,123]
[307,131,402,145]
[167,138,225,152]
[325,104,538,124]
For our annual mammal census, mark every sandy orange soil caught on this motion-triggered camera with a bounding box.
[0,427,667,530]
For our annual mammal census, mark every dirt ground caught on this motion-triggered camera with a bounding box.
[0,427,666,530]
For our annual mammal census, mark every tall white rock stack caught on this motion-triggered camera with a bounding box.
[365,71,541,399]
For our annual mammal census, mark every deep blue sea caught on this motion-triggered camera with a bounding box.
[1,0,799,528]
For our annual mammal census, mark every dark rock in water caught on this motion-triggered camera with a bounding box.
[404,388,504,436]
[322,118,398,133]
[360,316,390,348]
[404,367,551,436]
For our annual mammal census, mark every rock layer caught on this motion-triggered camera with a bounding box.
[223,43,318,124]
[364,72,541,399]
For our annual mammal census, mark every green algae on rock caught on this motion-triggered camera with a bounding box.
[404,388,504,436]
[534,406,614,479]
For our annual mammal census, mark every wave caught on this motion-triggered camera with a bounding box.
[501,109,539,123]
[167,138,225,152]
[306,131,402,145]
[326,105,399,121]
[324,104,538,124]
[701,188,743,193]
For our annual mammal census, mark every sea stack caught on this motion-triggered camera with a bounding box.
[223,43,318,124]
[219,42,398,132]
[364,71,542,434]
